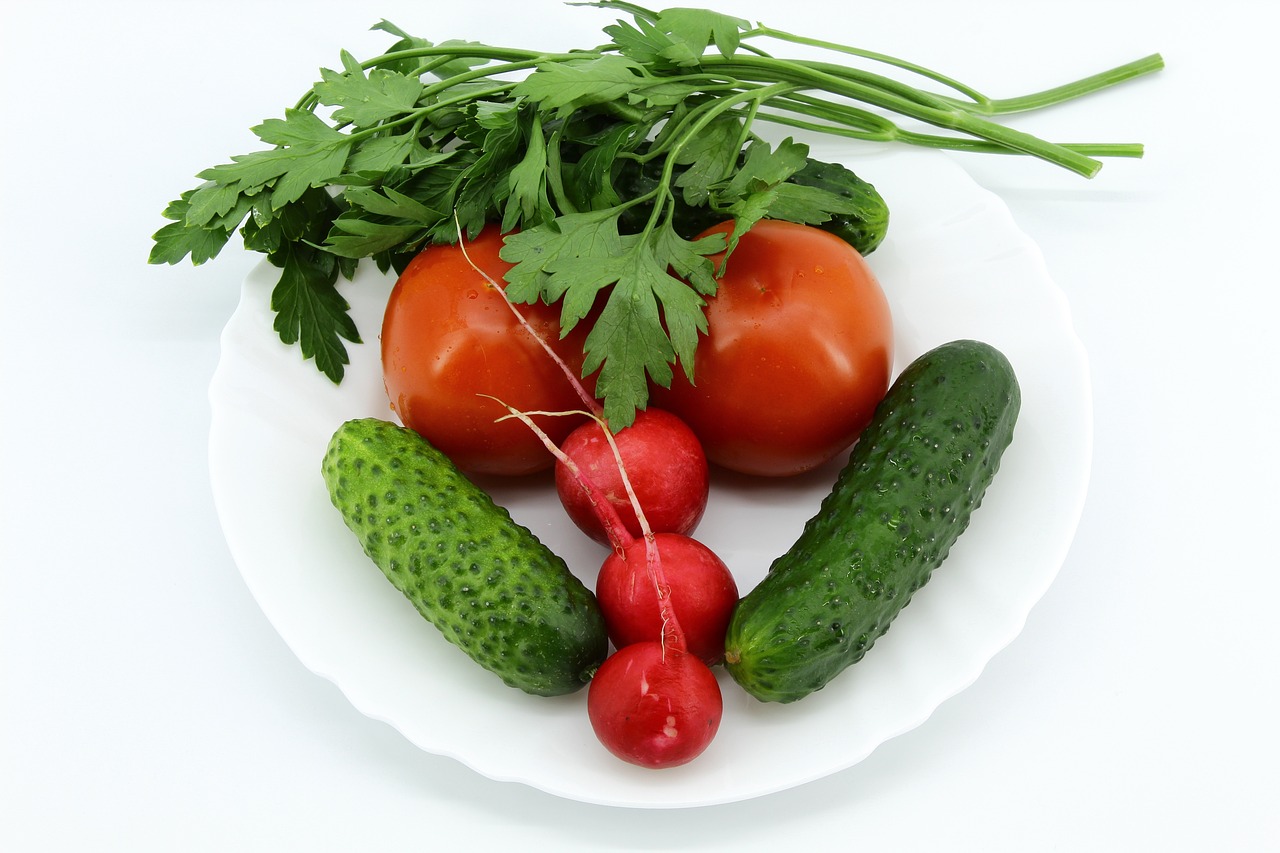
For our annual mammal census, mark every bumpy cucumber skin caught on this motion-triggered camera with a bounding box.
[724,340,1021,704]
[321,418,608,697]
[788,158,889,255]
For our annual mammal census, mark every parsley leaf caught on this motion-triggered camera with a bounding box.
[269,244,361,382]
[600,5,747,68]
[154,1,1154,418]
[711,136,810,251]
[149,191,233,265]
[651,7,750,64]
[343,133,418,177]
[501,210,717,427]
[241,188,337,255]
[313,53,424,127]
[502,113,555,231]
[671,113,743,206]
[500,209,627,323]
[581,243,680,424]
[512,55,647,114]
[188,109,352,219]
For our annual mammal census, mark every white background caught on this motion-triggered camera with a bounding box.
[3,1,1277,850]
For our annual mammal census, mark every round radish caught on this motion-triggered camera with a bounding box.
[483,391,733,769]
[597,533,738,665]
[587,641,723,769]
[556,409,709,546]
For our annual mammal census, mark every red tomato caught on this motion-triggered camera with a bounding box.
[381,226,593,476]
[652,219,893,477]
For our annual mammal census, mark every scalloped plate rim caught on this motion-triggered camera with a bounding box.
[207,145,1092,809]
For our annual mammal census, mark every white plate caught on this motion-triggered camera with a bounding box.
[208,145,1091,808]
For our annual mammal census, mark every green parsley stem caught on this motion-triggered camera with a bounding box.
[948,53,1165,115]
[642,81,800,234]
[765,93,903,139]
[294,47,578,113]
[406,54,472,80]
[342,81,518,144]
[744,26,1161,119]
[358,44,547,70]
[758,108,1144,158]
[744,25,992,108]
[700,55,1104,177]
[757,95,1145,158]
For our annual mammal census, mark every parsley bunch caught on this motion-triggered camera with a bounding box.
[151,1,1161,428]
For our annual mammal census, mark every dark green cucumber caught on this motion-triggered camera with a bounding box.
[787,157,889,255]
[321,418,608,697]
[724,340,1021,703]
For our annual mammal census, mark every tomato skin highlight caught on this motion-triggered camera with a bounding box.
[652,219,894,477]
[556,409,710,545]
[380,226,593,476]
[587,641,723,769]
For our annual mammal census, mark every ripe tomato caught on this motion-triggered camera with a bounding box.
[652,219,893,477]
[381,226,593,476]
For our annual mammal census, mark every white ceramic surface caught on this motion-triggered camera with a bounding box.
[207,145,1092,808]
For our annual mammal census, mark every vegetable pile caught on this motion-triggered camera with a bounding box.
[160,2,1161,770]
[151,0,1161,429]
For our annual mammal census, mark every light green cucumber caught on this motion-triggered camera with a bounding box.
[724,339,1021,703]
[321,418,607,697]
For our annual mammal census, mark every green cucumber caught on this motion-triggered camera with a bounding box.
[787,157,889,255]
[724,339,1021,703]
[321,418,608,697]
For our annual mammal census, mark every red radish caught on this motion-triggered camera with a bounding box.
[587,641,722,768]
[456,231,709,539]
[490,403,730,768]
[498,406,735,666]
[556,409,709,545]
[566,414,727,768]
[597,533,737,665]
